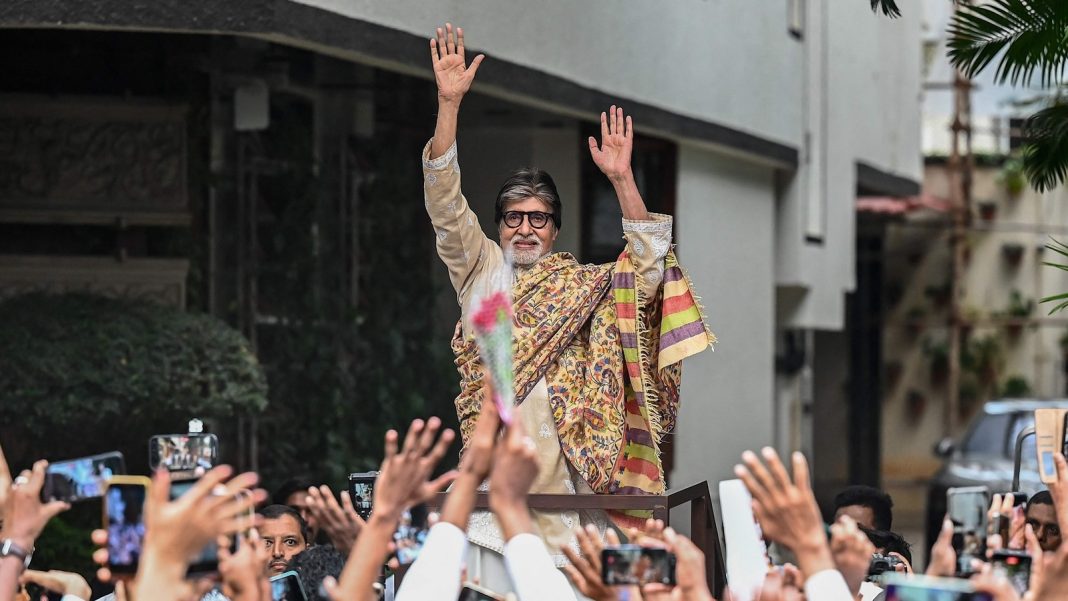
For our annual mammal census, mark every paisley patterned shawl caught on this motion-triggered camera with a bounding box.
[451,250,713,528]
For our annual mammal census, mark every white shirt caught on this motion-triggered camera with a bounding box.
[804,569,856,601]
[395,522,468,601]
[503,533,578,601]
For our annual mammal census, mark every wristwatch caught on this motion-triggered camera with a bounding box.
[0,539,32,570]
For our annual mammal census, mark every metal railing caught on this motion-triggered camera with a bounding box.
[428,480,727,597]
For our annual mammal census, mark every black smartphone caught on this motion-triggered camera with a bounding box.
[170,479,220,574]
[42,451,125,503]
[458,583,504,601]
[947,486,989,577]
[601,545,677,586]
[269,569,308,601]
[348,471,377,521]
[104,476,151,574]
[393,504,430,565]
[149,433,219,472]
[991,550,1031,596]
[883,574,992,600]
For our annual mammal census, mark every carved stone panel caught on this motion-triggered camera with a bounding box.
[0,95,189,225]
[0,256,189,309]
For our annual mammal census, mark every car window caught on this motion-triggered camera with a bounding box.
[962,412,1012,456]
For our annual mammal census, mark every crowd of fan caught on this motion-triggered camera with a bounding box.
[3,391,1068,601]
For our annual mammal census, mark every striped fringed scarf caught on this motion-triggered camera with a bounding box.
[610,250,715,528]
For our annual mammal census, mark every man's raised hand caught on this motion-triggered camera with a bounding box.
[589,105,634,183]
[431,23,484,105]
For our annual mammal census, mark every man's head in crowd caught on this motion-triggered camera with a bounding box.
[289,545,346,601]
[863,526,912,566]
[494,169,561,267]
[834,485,894,532]
[273,478,319,542]
[259,504,311,575]
[1026,490,1062,552]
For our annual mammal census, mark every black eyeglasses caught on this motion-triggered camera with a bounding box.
[502,210,555,230]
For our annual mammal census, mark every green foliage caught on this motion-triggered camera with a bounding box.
[1004,289,1034,317]
[0,293,266,471]
[947,1,1068,88]
[1041,238,1068,313]
[998,155,1027,196]
[1001,374,1033,397]
[0,292,266,429]
[962,334,1003,386]
[871,0,901,18]
[1022,102,1068,193]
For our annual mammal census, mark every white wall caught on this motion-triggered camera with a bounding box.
[670,144,776,501]
[293,0,804,149]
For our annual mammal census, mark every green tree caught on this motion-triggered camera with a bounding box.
[871,0,1068,192]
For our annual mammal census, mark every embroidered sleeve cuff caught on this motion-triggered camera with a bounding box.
[622,212,673,234]
[423,138,458,171]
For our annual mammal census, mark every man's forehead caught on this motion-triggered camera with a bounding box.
[503,197,553,212]
[260,515,301,535]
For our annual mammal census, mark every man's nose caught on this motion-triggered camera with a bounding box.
[272,545,284,558]
[516,216,533,235]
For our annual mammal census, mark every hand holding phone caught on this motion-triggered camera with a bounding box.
[42,451,125,503]
[269,570,308,601]
[947,486,989,577]
[104,477,151,574]
[990,550,1031,596]
[149,433,219,473]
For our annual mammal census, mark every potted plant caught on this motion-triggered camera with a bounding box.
[923,338,950,386]
[978,200,998,222]
[905,306,926,337]
[998,156,1027,198]
[966,334,1003,386]
[1001,242,1025,267]
[925,281,952,308]
[1000,375,1032,398]
[961,305,981,340]
[1004,289,1034,338]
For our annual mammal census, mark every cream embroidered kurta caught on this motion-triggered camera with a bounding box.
[422,139,673,565]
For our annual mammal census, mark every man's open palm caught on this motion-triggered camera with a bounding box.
[589,105,634,181]
[431,23,484,104]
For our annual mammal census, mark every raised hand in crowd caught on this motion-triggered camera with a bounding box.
[735,448,834,581]
[926,517,957,578]
[644,527,717,601]
[217,529,272,601]
[441,382,499,530]
[305,485,365,554]
[18,569,92,600]
[1026,452,1068,600]
[486,414,540,541]
[328,417,456,601]
[829,515,876,596]
[561,525,634,601]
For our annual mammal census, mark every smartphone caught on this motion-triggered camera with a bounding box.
[393,504,430,565]
[947,486,989,576]
[104,476,151,574]
[458,583,504,601]
[992,492,1028,541]
[883,574,992,600]
[1035,409,1067,483]
[169,479,220,574]
[269,569,308,601]
[42,451,125,503]
[601,545,677,586]
[991,550,1031,596]
[149,433,218,472]
[348,471,377,521]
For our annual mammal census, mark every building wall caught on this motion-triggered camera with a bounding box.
[293,0,804,150]
[670,144,776,499]
[881,163,1068,522]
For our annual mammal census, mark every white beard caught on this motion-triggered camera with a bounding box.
[508,237,545,266]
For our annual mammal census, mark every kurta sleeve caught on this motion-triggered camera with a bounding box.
[621,212,674,301]
[422,139,499,307]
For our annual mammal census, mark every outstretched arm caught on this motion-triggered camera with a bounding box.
[430,23,484,160]
[589,105,649,221]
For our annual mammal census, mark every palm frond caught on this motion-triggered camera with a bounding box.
[1041,238,1068,313]
[1022,102,1068,192]
[871,0,902,18]
[947,0,1068,87]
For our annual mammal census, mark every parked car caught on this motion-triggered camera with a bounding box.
[925,399,1068,552]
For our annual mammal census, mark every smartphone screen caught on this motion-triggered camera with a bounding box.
[105,482,148,574]
[170,479,220,574]
[991,551,1031,596]
[947,486,988,576]
[347,472,377,521]
[149,433,218,472]
[269,570,308,601]
[43,451,125,503]
[393,504,430,565]
[601,545,677,586]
